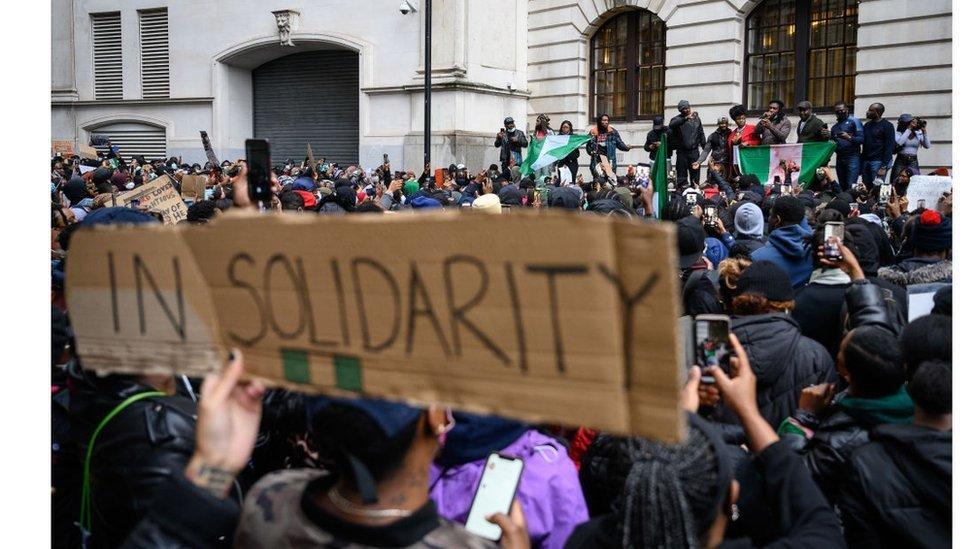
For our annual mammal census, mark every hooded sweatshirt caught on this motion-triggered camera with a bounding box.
[750,219,814,289]
[429,417,589,549]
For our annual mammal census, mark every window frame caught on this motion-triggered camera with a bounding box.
[742,0,858,115]
[589,10,666,123]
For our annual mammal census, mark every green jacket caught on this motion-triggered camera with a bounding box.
[797,114,828,143]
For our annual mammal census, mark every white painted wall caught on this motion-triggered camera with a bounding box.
[51,0,951,172]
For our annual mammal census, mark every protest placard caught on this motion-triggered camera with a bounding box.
[906,175,951,212]
[306,143,315,166]
[52,140,75,157]
[599,154,615,179]
[79,145,99,160]
[117,176,188,225]
[65,211,685,441]
[180,175,208,202]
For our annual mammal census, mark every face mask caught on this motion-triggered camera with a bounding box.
[507,127,515,133]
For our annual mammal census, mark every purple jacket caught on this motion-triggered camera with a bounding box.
[429,430,589,549]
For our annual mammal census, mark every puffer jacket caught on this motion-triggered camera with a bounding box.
[704,314,835,443]
[838,424,951,548]
[69,375,198,549]
[878,258,952,287]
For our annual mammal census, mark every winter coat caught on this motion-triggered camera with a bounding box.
[586,127,631,168]
[796,114,828,143]
[429,429,589,549]
[705,314,835,440]
[69,376,197,549]
[668,113,706,152]
[878,258,952,287]
[838,424,951,548]
[793,270,852,358]
[566,441,845,549]
[757,116,792,145]
[732,235,765,255]
[750,220,814,289]
[779,386,914,504]
[697,129,732,165]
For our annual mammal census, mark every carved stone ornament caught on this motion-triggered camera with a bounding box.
[272,9,300,46]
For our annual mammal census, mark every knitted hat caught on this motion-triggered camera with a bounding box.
[678,99,690,110]
[472,193,502,214]
[738,260,794,301]
[825,198,851,217]
[914,210,952,253]
[403,179,420,197]
[676,216,706,270]
[734,202,763,238]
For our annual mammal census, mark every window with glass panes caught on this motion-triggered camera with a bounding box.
[590,10,666,122]
[744,0,857,112]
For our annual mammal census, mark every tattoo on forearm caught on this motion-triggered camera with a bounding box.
[194,464,235,498]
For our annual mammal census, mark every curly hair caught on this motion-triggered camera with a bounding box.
[718,257,752,312]
[731,293,795,315]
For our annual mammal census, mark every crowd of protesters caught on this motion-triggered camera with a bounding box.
[50,96,950,548]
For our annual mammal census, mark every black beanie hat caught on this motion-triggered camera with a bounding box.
[738,260,794,301]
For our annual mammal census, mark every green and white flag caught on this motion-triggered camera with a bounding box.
[651,134,669,218]
[520,134,592,176]
[736,142,836,188]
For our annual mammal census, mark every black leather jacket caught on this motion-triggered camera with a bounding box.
[69,374,197,548]
[780,280,905,503]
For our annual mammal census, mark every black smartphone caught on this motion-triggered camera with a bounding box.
[703,205,718,226]
[245,139,272,203]
[694,314,731,384]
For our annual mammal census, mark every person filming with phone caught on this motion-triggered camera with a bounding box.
[892,113,931,177]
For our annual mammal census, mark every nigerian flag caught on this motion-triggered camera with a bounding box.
[736,142,835,188]
[520,133,592,175]
[651,133,669,218]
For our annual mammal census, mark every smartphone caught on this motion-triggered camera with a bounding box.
[773,175,781,185]
[848,202,858,213]
[824,221,844,261]
[245,139,272,203]
[694,314,731,384]
[780,184,790,195]
[465,453,524,541]
[684,192,698,205]
[879,183,892,203]
[383,153,389,164]
[917,199,926,210]
[704,205,717,225]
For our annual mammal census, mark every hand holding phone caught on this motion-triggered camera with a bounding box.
[694,315,731,384]
[245,139,272,204]
[465,453,524,541]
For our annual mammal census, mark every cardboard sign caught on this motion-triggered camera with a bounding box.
[181,175,208,202]
[65,212,685,441]
[306,143,315,167]
[52,140,75,157]
[599,155,615,180]
[79,145,99,160]
[906,175,951,212]
[117,176,188,225]
[200,131,220,167]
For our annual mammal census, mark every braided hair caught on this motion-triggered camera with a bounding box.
[619,416,729,548]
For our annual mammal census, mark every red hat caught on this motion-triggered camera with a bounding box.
[294,190,317,208]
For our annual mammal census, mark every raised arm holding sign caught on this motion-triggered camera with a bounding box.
[66,211,685,441]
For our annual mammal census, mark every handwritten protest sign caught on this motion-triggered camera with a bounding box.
[52,140,75,157]
[907,175,951,212]
[79,145,99,160]
[180,175,208,202]
[117,176,188,225]
[65,212,685,441]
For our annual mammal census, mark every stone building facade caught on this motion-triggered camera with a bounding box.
[52,0,951,173]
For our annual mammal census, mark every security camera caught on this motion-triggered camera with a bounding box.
[399,1,417,15]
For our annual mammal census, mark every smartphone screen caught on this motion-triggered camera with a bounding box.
[780,184,790,195]
[245,139,272,203]
[694,315,731,384]
[684,193,698,205]
[824,221,844,260]
[704,206,717,224]
[465,453,524,541]
[879,184,892,203]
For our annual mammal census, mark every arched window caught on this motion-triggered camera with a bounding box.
[745,0,857,111]
[590,10,666,122]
